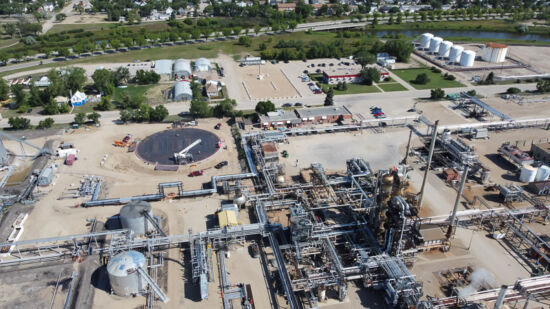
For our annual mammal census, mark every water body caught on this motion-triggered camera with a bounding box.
[370,29,550,42]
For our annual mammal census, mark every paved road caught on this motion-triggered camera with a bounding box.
[0,83,536,128]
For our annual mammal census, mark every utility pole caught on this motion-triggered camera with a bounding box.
[447,165,469,239]
[418,120,439,209]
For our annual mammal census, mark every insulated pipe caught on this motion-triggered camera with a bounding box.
[494,285,508,309]
[447,165,469,239]
[418,120,439,209]
[403,129,413,164]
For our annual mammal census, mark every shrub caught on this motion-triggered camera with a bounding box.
[507,87,521,94]
[414,73,430,85]
[430,88,445,100]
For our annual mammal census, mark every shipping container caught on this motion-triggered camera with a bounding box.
[57,148,78,158]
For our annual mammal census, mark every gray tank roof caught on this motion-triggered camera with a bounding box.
[107,250,146,277]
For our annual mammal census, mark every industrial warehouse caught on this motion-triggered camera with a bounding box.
[0,92,549,309]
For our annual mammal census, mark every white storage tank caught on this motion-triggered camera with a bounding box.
[449,45,464,64]
[429,37,443,54]
[481,43,508,63]
[438,41,453,58]
[460,50,476,67]
[519,165,538,183]
[107,251,147,297]
[535,165,550,181]
[420,33,434,49]
[120,201,155,235]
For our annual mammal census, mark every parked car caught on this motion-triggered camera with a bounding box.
[214,123,222,130]
[282,103,292,107]
[122,134,132,143]
[294,102,303,107]
[316,69,321,73]
[188,170,204,177]
[215,161,228,169]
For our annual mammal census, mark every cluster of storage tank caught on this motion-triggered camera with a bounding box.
[419,33,475,67]
[105,201,155,298]
[520,164,550,183]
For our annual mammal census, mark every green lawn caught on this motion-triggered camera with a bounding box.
[392,68,464,90]
[310,74,380,95]
[327,83,380,95]
[72,102,98,114]
[113,85,153,102]
[378,82,408,92]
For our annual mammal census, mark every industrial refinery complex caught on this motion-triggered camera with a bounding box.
[3,6,550,309]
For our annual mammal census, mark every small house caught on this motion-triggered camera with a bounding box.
[70,91,87,106]
[42,2,55,12]
[205,81,220,98]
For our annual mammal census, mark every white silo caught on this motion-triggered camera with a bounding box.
[459,50,476,67]
[119,200,155,235]
[107,251,147,297]
[420,33,434,50]
[481,43,508,63]
[438,41,453,58]
[519,165,538,183]
[449,45,464,64]
[429,37,443,54]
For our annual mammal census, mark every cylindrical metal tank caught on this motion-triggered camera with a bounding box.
[120,201,154,235]
[276,175,285,184]
[535,165,550,181]
[442,129,452,142]
[233,194,246,206]
[107,251,147,297]
[460,50,476,67]
[481,44,508,63]
[449,45,464,63]
[438,41,453,58]
[420,33,434,49]
[519,165,538,183]
[429,37,443,54]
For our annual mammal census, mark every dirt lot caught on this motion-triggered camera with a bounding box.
[277,128,411,175]
[16,119,242,241]
[236,62,299,101]
[508,45,550,73]
[483,94,550,120]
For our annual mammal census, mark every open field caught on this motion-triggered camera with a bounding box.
[393,68,465,89]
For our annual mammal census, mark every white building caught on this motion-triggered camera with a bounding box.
[174,59,192,78]
[42,2,55,12]
[154,59,173,76]
[70,91,87,106]
[194,58,212,72]
[173,81,193,101]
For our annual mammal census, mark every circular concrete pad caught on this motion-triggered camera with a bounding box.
[137,128,219,165]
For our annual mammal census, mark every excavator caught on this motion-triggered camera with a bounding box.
[173,139,202,164]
